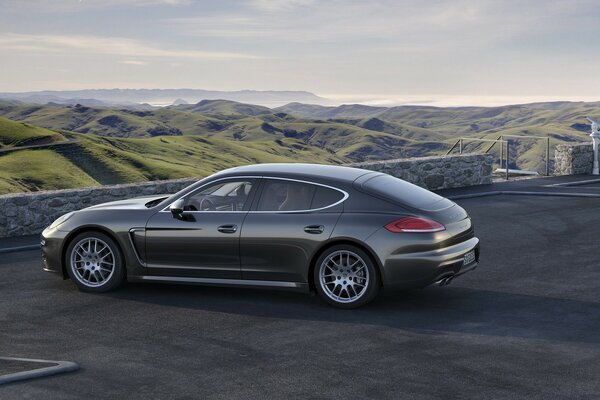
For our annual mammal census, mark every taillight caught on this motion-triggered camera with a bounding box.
[384,217,445,233]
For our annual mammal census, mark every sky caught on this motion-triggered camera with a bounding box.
[1,0,599,106]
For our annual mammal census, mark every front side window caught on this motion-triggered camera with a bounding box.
[185,180,254,211]
[257,180,344,211]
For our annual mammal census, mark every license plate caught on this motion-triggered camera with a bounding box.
[463,251,476,266]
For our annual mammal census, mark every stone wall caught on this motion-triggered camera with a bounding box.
[350,153,494,190]
[0,153,494,238]
[0,178,197,238]
[554,142,593,176]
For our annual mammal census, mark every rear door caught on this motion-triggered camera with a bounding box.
[240,178,345,283]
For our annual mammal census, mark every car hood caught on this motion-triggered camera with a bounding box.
[84,195,168,211]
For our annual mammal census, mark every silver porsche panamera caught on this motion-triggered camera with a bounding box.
[42,163,480,308]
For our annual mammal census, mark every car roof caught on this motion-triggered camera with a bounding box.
[215,163,375,184]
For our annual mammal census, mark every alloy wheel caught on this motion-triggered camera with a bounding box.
[319,250,369,304]
[70,238,115,288]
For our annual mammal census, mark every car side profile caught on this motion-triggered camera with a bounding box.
[41,163,480,308]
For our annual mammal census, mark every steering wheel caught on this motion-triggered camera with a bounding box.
[200,198,216,211]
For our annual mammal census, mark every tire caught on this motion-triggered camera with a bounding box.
[313,244,380,309]
[65,231,125,293]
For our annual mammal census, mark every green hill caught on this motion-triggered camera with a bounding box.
[0,118,346,194]
[171,99,272,116]
[1,98,600,194]
[276,101,600,171]
[276,101,600,139]
[0,149,98,193]
[0,116,67,148]
[0,100,448,162]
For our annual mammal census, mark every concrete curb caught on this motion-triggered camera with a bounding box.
[0,357,79,385]
[0,244,40,254]
[545,178,600,187]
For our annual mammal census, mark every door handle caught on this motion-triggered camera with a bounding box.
[304,225,324,234]
[217,225,238,234]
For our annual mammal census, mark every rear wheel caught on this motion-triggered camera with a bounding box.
[66,232,125,293]
[314,245,380,309]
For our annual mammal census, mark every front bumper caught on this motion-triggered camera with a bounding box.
[41,226,68,278]
[379,237,480,289]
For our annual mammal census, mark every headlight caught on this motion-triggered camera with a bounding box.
[49,212,74,229]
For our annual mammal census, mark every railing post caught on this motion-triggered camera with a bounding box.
[587,117,600,175]
[505,140,509,181]
[500,136,504,169]
[459,139,463,154]
[546,137,550,176]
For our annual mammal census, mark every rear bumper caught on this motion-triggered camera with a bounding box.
[379,237,480,289]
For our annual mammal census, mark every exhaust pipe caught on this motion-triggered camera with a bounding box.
[435,275,455,287]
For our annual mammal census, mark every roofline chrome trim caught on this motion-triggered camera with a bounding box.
[160,175,349,214]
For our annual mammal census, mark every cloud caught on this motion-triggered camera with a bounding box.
[119,60,148,65]
[0,33,265,60]
[171,0,598,49]
[78,0,192,6]
[2,0,600,96]
[249,0,317,12]
[171,1,499,44]
[2,0,191,12]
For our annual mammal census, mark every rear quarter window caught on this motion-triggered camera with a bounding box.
[311,186,345,209]
[358,174,452,211]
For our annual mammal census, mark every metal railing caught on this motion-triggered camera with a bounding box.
[447,135,552,180]
[488,135,551,177]
[446,137,509,180]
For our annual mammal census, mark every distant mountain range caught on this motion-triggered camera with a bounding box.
[0,96,598,193]
[0,89,326,108]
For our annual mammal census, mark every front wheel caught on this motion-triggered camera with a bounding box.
[66,232,125,293]
[314,245,380,309]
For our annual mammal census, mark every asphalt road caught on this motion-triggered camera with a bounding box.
[1,195,600,399]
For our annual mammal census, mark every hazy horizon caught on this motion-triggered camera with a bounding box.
[2,87,599,108]
[1,0,600,107]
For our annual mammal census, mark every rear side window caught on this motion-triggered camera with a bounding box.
[359,174,452,211]
[257,180,344,211]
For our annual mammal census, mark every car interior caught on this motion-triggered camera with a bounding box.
[257,181,316,211]
[185,181,253,211]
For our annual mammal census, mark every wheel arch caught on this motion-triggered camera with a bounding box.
[60,226,127,279]
[307,238,384,292]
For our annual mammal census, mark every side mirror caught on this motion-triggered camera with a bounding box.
[170,199,186,219]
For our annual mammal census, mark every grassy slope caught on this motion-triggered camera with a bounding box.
[278,101,600,172]
[171,99,272,116]
[277,102,600,138]
[0,116,67,147]
[0,103,180,138]
[0,124,346,194]
[75,134,343,182]
[0,149,98,193]
[0,102,446,162]
[2,99,600,194]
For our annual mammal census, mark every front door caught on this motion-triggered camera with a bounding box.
[145,178,258,279]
